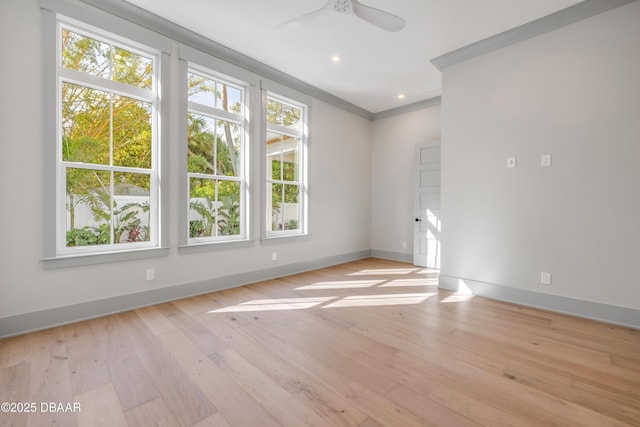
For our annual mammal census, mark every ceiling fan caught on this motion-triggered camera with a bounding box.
[276,0,406,32]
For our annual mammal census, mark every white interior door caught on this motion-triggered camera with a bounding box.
[414,140,441,268]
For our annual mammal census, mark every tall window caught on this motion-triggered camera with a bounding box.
[187,68,247,242]
[58,22,159,254]
[265,94,307,236]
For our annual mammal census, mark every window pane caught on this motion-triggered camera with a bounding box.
[189,179,241,238]
[282,136,300,182]
[61,82,110,165]
[113,95,152,168]
[270,183,284,231]
[114,172,150,244]
[266,133,282,180]
[218,83,242,113]
[283,104,300,131]
[62,29,110,79]
[66,168,111,247]
[113,47,153,90]
[266,99,282,126]
[189,177,216,237]
[283,184,300,230]
[217,180,240,236]
[217,120,241,177]
[187,113,215,174]
[188,73,216,108]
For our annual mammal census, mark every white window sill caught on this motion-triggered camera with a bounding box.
[178,239,256,254]
[41,247,170,270]
[260,233,311,245]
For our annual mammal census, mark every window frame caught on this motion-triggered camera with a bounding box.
[263,91,309,239]
[41,8,171,269]
[185,64,249,245]
[57,20,161,256]
[176,45,259,253]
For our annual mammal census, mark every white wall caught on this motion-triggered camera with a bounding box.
[371,107,441,259]
[440,2,640,310]
[0,0,371,322]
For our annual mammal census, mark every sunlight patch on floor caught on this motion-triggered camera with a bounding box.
[440,294,474,303]
[440,279,474,303]
[208,296,336,313]
[349,268,420,276]
[380,278,438,288]
[322,292,436,308]
[294,280,385,290]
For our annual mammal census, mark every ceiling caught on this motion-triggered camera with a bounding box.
[124,0,584,114]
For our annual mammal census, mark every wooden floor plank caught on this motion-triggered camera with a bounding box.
[74,383,127,427]
[134,305,178,336]
[124,396,179,427]
[113,311,215,427]
[0,258,638,427]
[90,315,160,412]
[156,328,281,427]
[153,302,228,356]
[191,412,232,427]
[0,360,30,427]
[25,327,77,427]
[64,321,111,396]
[210,347,335,427]
[194,312,368,426]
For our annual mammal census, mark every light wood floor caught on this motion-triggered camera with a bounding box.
[1,258,639,427]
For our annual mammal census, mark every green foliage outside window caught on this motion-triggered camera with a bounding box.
[61,28,154,247]
[187,71,243,239]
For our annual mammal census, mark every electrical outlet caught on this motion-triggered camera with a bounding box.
[507,157,517,168]
[540,272,551,285]
[541,154,552,167]
[402,241,407,249]
[272,252,278,261]
[146,268,155,281]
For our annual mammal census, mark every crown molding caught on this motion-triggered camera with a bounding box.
[77,0,374,119]
[372,96,441,121]
[431,0,638,70]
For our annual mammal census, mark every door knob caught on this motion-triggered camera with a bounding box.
[415,218,422,222]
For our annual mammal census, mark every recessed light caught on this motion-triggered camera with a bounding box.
[397,93,405,99]
[331,55,340,63]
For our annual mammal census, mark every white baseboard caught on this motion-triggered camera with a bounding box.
[0,250,371,338]
[439,275,640,329]
[370,249,413,264]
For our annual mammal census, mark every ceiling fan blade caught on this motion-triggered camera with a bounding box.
[352,1,406,32]
[275,4,330,30]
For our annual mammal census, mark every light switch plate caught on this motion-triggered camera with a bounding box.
[507,157,517,168]
[541,272,552,285]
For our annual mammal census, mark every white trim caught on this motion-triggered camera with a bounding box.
[7,251,371,338]
[179,45,259,88]
[370,250,413,264]
[263,93,308,239]
[76,0,370,118]
[184,64,251,246]
[372,97,441,121]
[41,10,168,266]
[60,68,155,102]
[42,0,172,53]
[42,247,170,269]
[55,18,161,257]
[186,102,243,124]
[430,0,638,71]
[438,275,640,329]
[260,79,313,107]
